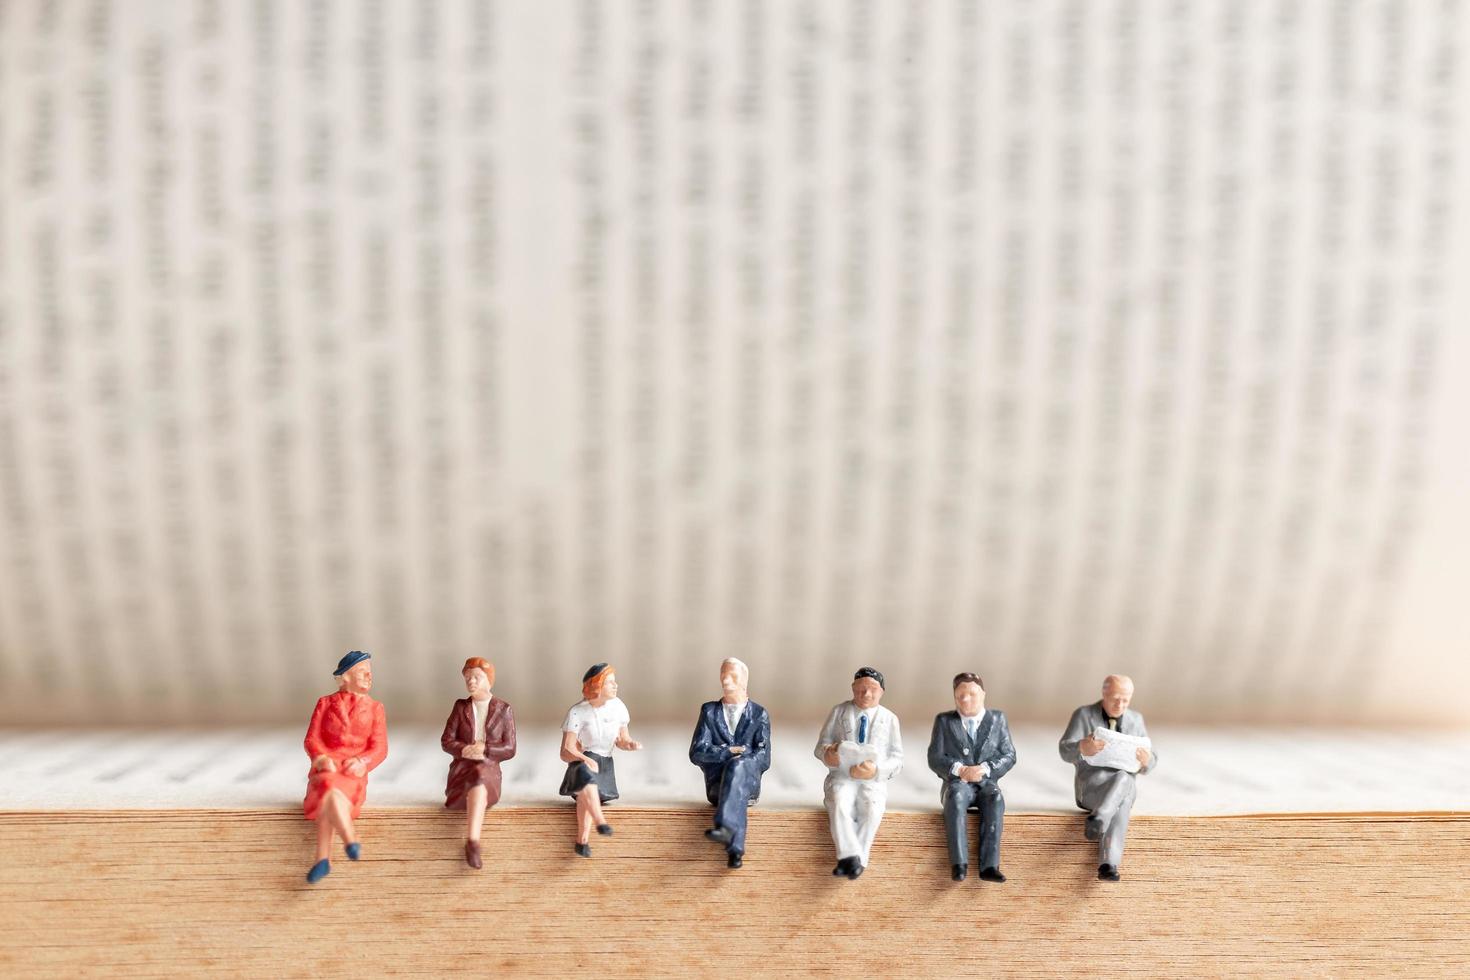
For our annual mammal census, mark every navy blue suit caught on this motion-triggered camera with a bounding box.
[689,700,771,855]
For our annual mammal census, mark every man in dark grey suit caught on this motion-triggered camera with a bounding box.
[926,672,1016,882]
[1058,674,1157,881]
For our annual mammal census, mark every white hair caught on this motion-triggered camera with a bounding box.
[1103,674,1134,692]
[720,658,749,683]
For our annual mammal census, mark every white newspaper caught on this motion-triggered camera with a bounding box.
[837,741,878,771]
[1083,727,1152,774]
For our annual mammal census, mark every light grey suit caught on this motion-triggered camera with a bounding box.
[1058,702,1157,868]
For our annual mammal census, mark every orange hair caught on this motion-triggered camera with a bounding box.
[462,658,495,687]
[582,664,615,701]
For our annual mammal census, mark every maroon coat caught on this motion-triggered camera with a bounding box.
[441,696,517,809]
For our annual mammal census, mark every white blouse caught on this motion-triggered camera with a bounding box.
[470,695,492,739]
[561,697,630,756]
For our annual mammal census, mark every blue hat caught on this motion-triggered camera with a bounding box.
[333,650,371,676]
[582,662,609,683]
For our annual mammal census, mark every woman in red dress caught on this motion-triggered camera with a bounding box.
[440,657,517,869]
[302,651,388,884]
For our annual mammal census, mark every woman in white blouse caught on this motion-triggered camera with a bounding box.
[558,663,642,856]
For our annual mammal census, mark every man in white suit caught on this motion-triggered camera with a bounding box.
[814,667,903,880]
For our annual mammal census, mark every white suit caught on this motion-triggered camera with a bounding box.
[814,702,903,866]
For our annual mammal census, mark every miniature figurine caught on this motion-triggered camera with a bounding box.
[926,672,1015,883]
[558,664,642,857]
[1058,674,1157,881]
[689,658,771,869]
[440,657,517,869]
[814,666,903,880]
[302,650,388,884]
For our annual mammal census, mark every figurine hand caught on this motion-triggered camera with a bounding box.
[615,738,642,751]
[312,755,337,773]
[344,757,367,777]
[728,745,746,755]
[1079,736,1105,757]
[849,760,877,780]
[462,742,486,761]
[822,744,841,767]
[583,757,600,774]
[959,764,986,782]
[1136,747,1150,767]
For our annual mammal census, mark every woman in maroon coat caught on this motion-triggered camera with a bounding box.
[440,657,517,869]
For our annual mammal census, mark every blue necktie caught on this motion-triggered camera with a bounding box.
[858,714,867,744]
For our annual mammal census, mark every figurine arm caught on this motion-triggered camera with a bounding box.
[360,703,389,772]
[303,697,331,763]
[987,714,1016,781]
[748,709,772,770]
[484,704,517,762]
[1058,708,1090,764]
[813,706,842,767]
[1135,716,1157,773]
[440,704,468,758]
[612,700,641,750]
[560,730,594,766]
[688,713,730,767]
[877,717,903,780]
[926,716,958,780]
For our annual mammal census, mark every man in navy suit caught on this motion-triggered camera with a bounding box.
[926,672,1016,882]
[689,658,771,869]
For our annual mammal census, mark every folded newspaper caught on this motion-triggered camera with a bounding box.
[837,741,878,770]
[1083,727,1152,774]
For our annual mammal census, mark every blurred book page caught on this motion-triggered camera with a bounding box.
[0,2,1467,727]
[3,726,1466,815]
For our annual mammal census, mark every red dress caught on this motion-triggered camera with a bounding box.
[303,691,388,821]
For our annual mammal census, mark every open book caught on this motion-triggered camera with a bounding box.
[0,1,1465,735]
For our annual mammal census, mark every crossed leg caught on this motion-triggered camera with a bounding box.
[313,788,356,861]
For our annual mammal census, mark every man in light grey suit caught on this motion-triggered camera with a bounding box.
[1058,674,1157,881]
[926,673,1016,883]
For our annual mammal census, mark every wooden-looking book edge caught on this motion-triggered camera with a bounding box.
[3,810,1468,978]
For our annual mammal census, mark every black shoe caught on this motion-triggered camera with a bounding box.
[1098,863,1120,881]
[832,860,848,877]
[573,843,591,858]
[705,826,734,845]
[596,823,613,836]
[727,851,744,869]
[847,861,864,880]
[951,864,968,882]
[979,867,1006,883]
[1084,817,1103,842]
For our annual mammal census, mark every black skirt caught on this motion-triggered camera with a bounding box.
[558,751,619,803]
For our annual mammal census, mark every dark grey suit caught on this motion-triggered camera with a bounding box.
[926,709,1016,871]
[1058,701,1157,868]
